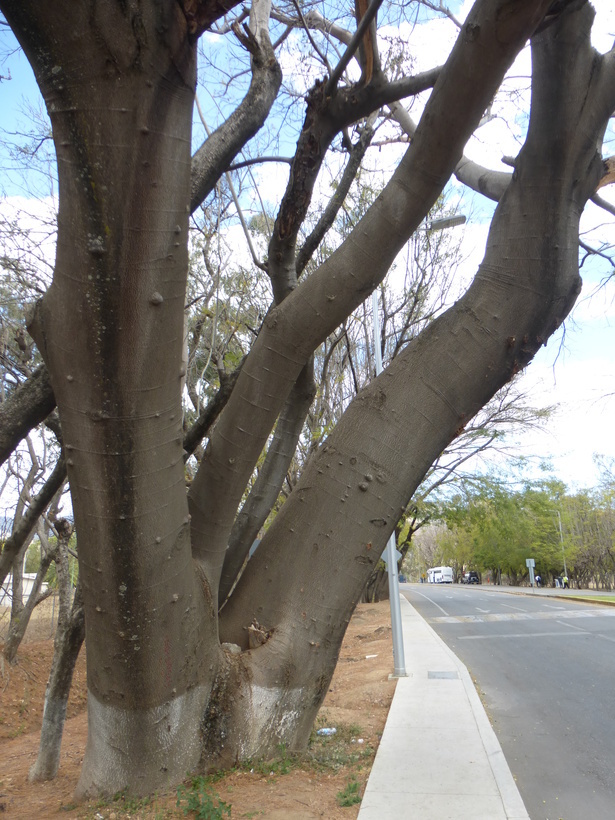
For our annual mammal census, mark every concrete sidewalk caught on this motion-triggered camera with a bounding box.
[358,595,528,819]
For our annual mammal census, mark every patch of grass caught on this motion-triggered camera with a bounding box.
[307,722,373,773]
[86,790,159,817]
[243,743,301,778]
[176,775,231,819]
[336,778,362,807]
[569,595,615,604]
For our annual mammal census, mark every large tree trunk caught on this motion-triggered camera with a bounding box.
[3,2,222,797]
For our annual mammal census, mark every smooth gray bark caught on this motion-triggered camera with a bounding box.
[189,0,557,593]
[0,366,56,467]
[219,360,315,604]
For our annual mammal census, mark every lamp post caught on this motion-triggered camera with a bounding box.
[556,509,567,577]
[425,215,466,231]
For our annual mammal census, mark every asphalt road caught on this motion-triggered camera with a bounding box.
[401,583,615,820]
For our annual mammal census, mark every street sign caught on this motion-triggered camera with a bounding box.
[382,548,402,569]
[526,558,536,588]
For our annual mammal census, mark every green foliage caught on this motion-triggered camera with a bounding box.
[176,776,231,819]
[427,468,615,588]
[336,778,362,807]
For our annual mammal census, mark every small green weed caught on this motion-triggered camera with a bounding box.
[336,778,362,807]
[111,790,152,812]
[176,776,231,819]
[86,790,156,817]
[244,743,299,778]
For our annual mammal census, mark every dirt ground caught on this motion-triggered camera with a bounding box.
[0,599,396,819]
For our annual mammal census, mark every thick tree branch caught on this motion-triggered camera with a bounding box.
[219,0,605,650]
[268,65,442,303]
[189,0,556,593]
[591,191,615,218]
[0,366,56,467]
[389,101,513,201]
[182,0,245,37]
[454,155,512,201]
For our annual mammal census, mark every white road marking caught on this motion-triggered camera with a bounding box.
[459,631,590,640]
[430,609,615,624]
[557,620,587,632]
[411,588,450,616]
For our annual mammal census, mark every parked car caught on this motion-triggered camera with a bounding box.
[462,571,480,584]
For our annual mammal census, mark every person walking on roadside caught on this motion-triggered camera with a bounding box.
[563,574,569,589]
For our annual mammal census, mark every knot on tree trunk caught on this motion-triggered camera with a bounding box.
[246,619,273,649]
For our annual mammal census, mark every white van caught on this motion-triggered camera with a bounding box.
[427,566,454,584]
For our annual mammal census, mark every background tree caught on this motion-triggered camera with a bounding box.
[423,472,615,588]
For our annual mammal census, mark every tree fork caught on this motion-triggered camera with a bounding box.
[217,4,612,754]
[189,0,556,593]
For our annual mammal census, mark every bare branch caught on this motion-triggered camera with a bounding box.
[190,0,282,213]
[0,455,66,588]
[227,155,293,171]
[591,191,615,218]
[296,119,376,275]
[183,363,244,458]
[326,0,385,95]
